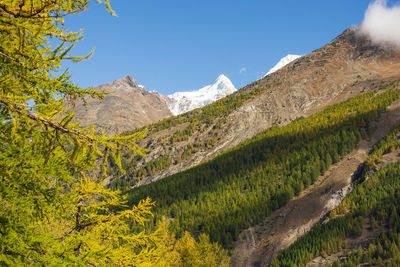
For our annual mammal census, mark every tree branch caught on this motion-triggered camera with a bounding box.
[1,99,96,143]
[21,106,95,143]
[0,1,57,19]
[0,50,34,71]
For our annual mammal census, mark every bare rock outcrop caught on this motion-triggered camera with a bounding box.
[71,75,172,135]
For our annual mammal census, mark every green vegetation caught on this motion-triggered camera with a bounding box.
[109,155,172,191]
[115,84,266,186]
[123,84,264,144]
[0,1,229,265]
[113,86,266,191]
[354,123,400,183]
[147,86,264,135]
[271,121,400,266]
[125,88,400,248]
[170,122,199,143]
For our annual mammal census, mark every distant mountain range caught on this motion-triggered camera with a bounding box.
[72,74,238,134]
[72,55,300,134]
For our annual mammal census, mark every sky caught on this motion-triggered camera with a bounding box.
[62,0,391,95]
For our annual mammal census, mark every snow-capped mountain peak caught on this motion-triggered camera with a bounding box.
[212,74,235,91]
[265,54,301,77]
[215,74,232,84]
[166,74,237,115]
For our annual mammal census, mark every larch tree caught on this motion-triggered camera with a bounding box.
[0,0,229,266]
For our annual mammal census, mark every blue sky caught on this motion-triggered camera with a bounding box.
[63,0,378,95]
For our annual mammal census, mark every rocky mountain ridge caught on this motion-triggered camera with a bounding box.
[72,54,303,135]
[72,75,172,135]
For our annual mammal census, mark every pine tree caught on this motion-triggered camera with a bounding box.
[0,1,229,265]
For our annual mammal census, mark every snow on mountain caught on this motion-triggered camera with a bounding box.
[166,74,237,116]
[264,54,301,77]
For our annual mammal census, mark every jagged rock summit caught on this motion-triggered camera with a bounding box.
[166,74,237,115]
[72,75,172,135]
[111,74,138,89]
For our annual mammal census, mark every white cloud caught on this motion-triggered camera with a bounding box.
[358,0,400,48]
[239,67,247,74]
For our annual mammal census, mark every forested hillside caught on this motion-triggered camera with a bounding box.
[271,121,400,266]
[125,84,400,249]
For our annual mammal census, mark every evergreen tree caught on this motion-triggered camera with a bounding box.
[0,1,229,265]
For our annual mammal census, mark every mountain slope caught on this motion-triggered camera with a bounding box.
[270,121,400,266]
[124,87,400,252]
[232,99,400,266]
[72,75,172,135]
[109,26,400,264]
[166,74,237,115]
[112,26,400,189]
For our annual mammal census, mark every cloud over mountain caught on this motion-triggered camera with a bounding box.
[358,0,400,48]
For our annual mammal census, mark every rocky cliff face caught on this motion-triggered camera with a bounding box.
[72,75,172,135]
[121,26,400,188]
